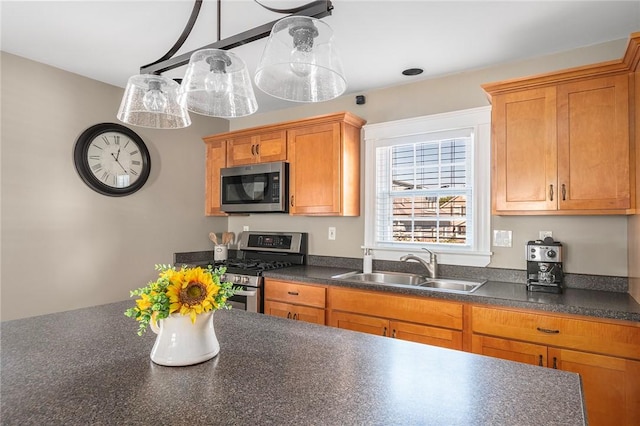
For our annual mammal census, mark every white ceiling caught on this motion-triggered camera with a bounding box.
[2,0,639,114]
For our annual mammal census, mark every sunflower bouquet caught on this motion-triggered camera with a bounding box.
[125,264,236,336]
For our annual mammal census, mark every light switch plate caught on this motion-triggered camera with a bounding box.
[493,230,512,247]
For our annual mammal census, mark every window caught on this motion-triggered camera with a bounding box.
[363,107,491,267]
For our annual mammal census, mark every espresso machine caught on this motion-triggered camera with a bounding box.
[526,237,564,293]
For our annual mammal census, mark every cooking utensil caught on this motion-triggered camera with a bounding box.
[209,232,218,245]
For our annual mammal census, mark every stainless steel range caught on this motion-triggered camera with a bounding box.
[179,231,307,313]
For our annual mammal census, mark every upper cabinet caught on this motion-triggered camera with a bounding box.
[202,111,366,217]
[483,32,640,215]
[226,130,287,166]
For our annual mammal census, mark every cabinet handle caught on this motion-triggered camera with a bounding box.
[293,313,298,320]
[391,329,397,338]
[561,184,566,201]
[382,327,387,337]
[538,355,543,366]
[251,144,256,155]
[287,312,292,319]
[536,327,560,334]
[287,291,299,296]
[552,357,558,369]
[290,195,294,207]
[255,144,260,155]
[549,184,554,201]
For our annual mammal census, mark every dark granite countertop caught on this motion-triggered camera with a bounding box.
[263,266,640,323]
[1,300,585,425]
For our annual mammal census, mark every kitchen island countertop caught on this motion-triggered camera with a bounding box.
[1,300,586,425]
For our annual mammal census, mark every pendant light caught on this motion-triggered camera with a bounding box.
[117,74,191,129]
[254,16,346,103]
[180,49,258,118]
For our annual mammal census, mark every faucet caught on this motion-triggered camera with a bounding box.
[400,249,437,278]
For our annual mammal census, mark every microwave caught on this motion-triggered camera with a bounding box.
[220,161,288,213]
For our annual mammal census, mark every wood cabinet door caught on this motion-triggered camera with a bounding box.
[204,140,227,216]
[492,87,558,212]
[226,135,256,166]
[557,74,631,211]
[288,123,342,215]
[391,320,463,350]
[549,348,640,426]
[264,300,294,320]
[471,335,547,366]
[255,131,287,163]
[329,311,390,337]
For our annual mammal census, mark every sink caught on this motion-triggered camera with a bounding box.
[331,271,486,294]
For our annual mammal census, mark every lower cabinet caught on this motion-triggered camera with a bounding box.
[471,306,640,426]
[328,287,464,350]
[263,279,326,325]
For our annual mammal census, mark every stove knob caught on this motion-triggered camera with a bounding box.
[241,276,250,285]
[233,276,241,284]
[547,250,556,258]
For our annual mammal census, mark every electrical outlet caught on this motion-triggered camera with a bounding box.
[492,230,512,247]
[539,231,552,240]
[243,225,249,232]
[328,227,336,240]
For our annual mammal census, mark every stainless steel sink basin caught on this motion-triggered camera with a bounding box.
[331,271,486,294]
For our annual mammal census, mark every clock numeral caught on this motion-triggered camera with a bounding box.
[114,135,120,145]
[101,136,111,145]
[89,155,101,160]
[91,163,103,172]
[101,171,110,182]
[93,144,103,150]
[123,140,130,149]
[130,168,139,176]
[131,160,141,166]
[130,150,139,156]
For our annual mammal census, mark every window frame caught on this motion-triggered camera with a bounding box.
[363,106,492,267]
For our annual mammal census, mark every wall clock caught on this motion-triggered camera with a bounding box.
[73,123,151,197]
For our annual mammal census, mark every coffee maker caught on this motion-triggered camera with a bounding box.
[526,237,563,293]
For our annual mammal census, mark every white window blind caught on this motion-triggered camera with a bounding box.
[375,129,473,248]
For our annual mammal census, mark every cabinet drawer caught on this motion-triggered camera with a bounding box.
[265,300,325,325]
[472,306,640,360]
[329,287,463,330]
[264,280,326,308]
[391,320,463,350]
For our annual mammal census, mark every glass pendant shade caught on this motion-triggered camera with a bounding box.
[180,49,258,118]
[117,75,191,129]
[254,16,347,103]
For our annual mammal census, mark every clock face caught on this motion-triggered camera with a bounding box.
[74,123,151,196]
[86,131,144,188]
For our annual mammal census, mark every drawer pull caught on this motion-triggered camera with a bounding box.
[536,327,560,334]
[382,327,387,337]
[391,329,397,338]
[287,291,299,296]
[561,184,566,201]
[292,313,298,320]
[549,184,554,201]
[287,312,292,319]
[538,355,543,366]
[552,357,558,369]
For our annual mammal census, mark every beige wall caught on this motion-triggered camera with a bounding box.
[1,53,229,320]
[228,38,630,277]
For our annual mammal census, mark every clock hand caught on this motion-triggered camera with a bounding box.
[110,153,128,173]
[115,147,121,161]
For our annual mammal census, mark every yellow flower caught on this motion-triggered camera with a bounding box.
[166,267,220,323]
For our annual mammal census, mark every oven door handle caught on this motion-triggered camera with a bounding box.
[234,289,257,297]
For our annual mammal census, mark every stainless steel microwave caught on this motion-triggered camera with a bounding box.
[220,162,288,213]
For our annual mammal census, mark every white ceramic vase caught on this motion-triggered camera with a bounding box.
[149,310,220,366]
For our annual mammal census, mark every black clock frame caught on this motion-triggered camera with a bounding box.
[73,123,151,197]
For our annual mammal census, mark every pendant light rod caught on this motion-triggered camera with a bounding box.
[141,0,204,72]
[140,0,333,76]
